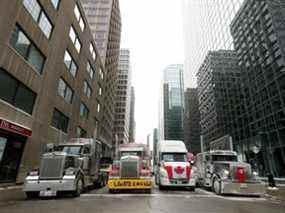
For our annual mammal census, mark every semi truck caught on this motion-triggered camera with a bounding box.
[108,143,152,193]
[155,140,196,191]
[195,135,265,195]
[23,138,109,198]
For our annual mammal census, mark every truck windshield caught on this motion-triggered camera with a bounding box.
[162,153,187,162]
[212,155,237,162]
[120,151,142,157]
[57,146,82,155]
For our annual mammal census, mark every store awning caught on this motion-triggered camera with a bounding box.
[0,118,32,137]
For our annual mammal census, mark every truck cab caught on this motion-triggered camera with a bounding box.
[23,138,108,198]
[108,143,152,193]
[155,140,196,191]
[195,150,265,195]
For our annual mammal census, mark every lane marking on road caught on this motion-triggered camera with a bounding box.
[196,188,267,202]
[81,194,215,198]
[81,192,267,202]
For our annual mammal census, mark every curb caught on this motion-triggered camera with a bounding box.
[0,185,25,202]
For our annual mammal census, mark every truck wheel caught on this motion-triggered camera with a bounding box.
[73,178,83,197]
[26,192,38,199]
[158,184,165,190]
[212,178,221,195]
[188,187,195,192]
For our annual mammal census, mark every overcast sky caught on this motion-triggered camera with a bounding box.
[120,0,185,143]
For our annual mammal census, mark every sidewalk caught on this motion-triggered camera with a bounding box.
[266,185,285,202]
[0,185,25,202]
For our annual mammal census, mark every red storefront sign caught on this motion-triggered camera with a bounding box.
[0,119,32,137]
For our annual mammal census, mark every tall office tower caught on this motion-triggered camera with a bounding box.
[129,86,136,143]
[230,0,285,177]
[184,88,201,154]
[197,50,242,149]
[82,0,122,151]
[114,49,131,145]
[159,65,184,141]
[0,0,106,183]
[153,128,159,166]
[182,0,244,87]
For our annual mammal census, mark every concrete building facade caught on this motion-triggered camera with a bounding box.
[82,0,122,153]
[184,88,201,154]
[159,64,184,141]
[197,50,242,150]
[230,0,285,177]
[129,86,135,143]
[114,49,131,145]
[0,0,107,184]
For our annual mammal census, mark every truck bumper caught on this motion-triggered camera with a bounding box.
[23,176,76,192]
[108,178,152,190]
[160,177,196,187]
[221,181,266,195]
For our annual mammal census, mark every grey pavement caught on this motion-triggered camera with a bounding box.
[0,186,285,213]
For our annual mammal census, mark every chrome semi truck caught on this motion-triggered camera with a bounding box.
[23,138,108,198]
[108,143,152,193]
[195,150,265,195]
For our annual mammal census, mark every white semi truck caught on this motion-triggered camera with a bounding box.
[155,140,196,191]
[23,138,109,198]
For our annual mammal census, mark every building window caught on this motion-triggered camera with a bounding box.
[76,126,87,138]
[99,68,104,79]
[80,102,89,119]
[0,68,37,114]
[51,0,60,9]
[83,81,92,98]
[87,61,94,79]
[10,25,45,74]
[51,108,69,132]
[89,43,96,60]
[63,50,77,77]
[74,4,85,31]
[58,78,73,103]
[69,26,81,53]
[22,0,53,39]
[97,103,101,113]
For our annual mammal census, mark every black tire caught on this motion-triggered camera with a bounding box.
[109,189,116,193]
[26,192,38,199]
[155,176,159,185]
[189,187,195,192]
[144,189,152,194]
[212,178,221,195]
[158,184,165,190]
[72,178,84,197]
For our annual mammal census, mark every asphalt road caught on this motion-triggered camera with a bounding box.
[0,186,284,213]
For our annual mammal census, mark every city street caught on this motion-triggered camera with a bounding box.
[0,186,284,213]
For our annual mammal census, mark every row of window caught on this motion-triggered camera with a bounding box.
[51,100,101,133]
[10,25,45,74]
[23,0,53,39]
[0,68,36,114]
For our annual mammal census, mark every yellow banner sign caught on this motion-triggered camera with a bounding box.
[108,179,152,189]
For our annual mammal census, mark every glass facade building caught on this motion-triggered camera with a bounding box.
[159,64,184,141]
[230,0,285,177]
[182,0,244,87]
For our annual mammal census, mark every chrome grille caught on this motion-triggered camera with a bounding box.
[40,156,65,179]
[230,163,251,180]
[120,160,139,178]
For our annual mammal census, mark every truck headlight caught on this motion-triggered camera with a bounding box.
[28,170,39,176]
[64,169,75,176]
[222,170,230,179]
[160,168,168,178]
